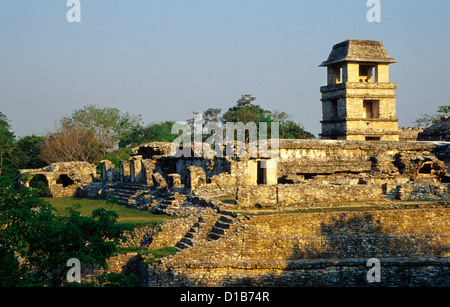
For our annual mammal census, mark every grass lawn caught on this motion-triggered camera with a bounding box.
[43,197,177,226]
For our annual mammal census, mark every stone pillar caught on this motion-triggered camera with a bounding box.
[130,156,143,183]
[119,161,130,182]
[141,159,155,186]
[168,173,183,188]
[187,166,206,190]
[101,160,115,182]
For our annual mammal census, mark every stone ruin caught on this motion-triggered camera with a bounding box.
[70,139,449,216]
[19,161,97,198]
[16,140,450,214]
[13,39,450,286]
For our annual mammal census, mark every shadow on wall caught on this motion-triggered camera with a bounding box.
[141,211,449,287]
[217,212,450,287]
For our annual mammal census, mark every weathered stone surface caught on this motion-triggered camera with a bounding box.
[417,116,450,142]
[19,161,97,198]
[149,208,450,287]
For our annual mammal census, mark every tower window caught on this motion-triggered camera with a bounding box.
[330,100,338,119]
[363,100,379,118]
[359,65,376,83]
[330,66,343,84]
[257,161,267,185]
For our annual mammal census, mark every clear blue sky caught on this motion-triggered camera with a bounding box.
[1,0,449,137]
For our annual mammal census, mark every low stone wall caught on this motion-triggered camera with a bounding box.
[150,258,450,287]
[146,216,198,250]
[151,208,450,287]
[81,253,148,286]
[236,184,384,208]
[396,183,450,201]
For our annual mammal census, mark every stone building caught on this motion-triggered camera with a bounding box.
[319,40,399,141]
[417,116,450,142]
[19,161,97,197]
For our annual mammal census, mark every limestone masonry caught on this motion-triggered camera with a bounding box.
[18,39,450,287]
[319,40,399,141]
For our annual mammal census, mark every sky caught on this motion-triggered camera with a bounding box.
[1,0,449,138]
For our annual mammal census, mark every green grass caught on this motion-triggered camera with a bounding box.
[43,197,177,226]
[143,246,178,264]
[116,246,178,264]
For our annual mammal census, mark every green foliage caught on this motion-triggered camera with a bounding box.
[90,271,139,287]
[62,104,142,153]
[63,271,139,287]
[0,176,134,287]
[28,175,50,197]
[278,119,315,139]
[222,94,271,124]
[220,94,315,139]
[119,121,177,148]
[12,135,46,170]
[45,196,177,225]
[96,147,132,173]
[143,246,178,265]
[414,105,450,127]
[0,112,16,178]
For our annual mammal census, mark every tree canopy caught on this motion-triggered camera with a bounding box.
[0,176,133,286]
[414,105,450,127]
[62,105,142,154]
[118,121,177,149]
[0,112,17,178]
[197,94,315,140]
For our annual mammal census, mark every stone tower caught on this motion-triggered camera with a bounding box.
[319,39,399,141]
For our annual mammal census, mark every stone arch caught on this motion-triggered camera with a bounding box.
[28,174,50,197]
[56,174,75,187]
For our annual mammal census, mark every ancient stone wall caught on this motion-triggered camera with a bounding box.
[150,208,450,287]
[396,183,450,201]
[20,161,97,198]
[81,252,149,287]
[236,184,384,208]
[150,258,449,287]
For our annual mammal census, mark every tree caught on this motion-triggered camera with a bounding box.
[0,176,133,286]
[63,105,142,154]
[40,123,104,164]
[221,94,271,125]
[220,95,315,139]
[0,112,16,178]
[12,135,46,170]
[118,121,177,148]
[414,105,450,127]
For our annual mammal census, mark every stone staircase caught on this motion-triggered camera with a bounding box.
[175,210,241,251]
[207,211,239,241]
[109,183,151,206]
[175,216,208,250]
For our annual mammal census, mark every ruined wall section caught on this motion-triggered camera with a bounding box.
[152,208,450,286]
[20,161,97,198]
[236,184,384,208]
[277,140,448,183]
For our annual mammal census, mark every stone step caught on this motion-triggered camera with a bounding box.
[113,184,149,191]
[174,216,209,251]
[209,228,225,236]
[175,241,191,250]
[112,190,137,197]
[207,233,222,241]
[219,210,238,218]
[185,231,194,239]
[180,237,193,246]
[218,216,233,224]
[213,222,231,231]
[207,213,239,241]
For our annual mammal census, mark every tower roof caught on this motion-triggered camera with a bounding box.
[320,39,397,67]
